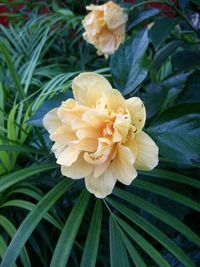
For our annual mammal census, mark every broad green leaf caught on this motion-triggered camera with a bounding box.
[110,28,149,95]
[172,50,200,71]
[127,8,160,30]
[150,17,179,50]
[0,215,31,267]
[0,163,58,192]
[50,190,90,267]
[107,198,196,267]
[114,188,200,248]
[148,103,200,166]
[109,216,130,267]
[151,40,183,68]
[0,179,73,267]
[177,71,200,104]
[114,215,171,267]
[80,200,102,267]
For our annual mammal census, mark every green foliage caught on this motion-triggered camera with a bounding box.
[0,1,199,266]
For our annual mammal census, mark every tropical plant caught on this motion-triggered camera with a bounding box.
[0,0,199,266]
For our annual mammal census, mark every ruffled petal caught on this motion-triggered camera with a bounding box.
[105,89,126,112]
[50,125,76,144]
[111,144,137,185]
[72,72,112,107]
[57,99,87,126]
[43,108,62,134]
[105,1,128,30]
[57,146,80,166]
[134,131,159,171]
[99,30,116,56]
[61,153,93,179]
[125,97,146,132]
[85,167,116,198]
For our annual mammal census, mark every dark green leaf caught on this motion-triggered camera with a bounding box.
[107,198,196,267]
[80,200,102,267]
[0,179,73,267]
[127,9,160,31]
[50,190,90,267]
[109,216,130,267]
[148,103,200,166]
[113,188,200,248]
[0,163,58,192]
[150,18,179,50]
[115,216,171,267]
[110,28,149,95]
[151,40,183,68]
[172,50,200,71]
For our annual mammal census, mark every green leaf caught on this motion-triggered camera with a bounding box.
[148,103,200,166]
[114,215,171,267]
[50,190,90,267]
[113,188,200,248]
[0,42,27,107]
[177,71,200,104]
[0,215,31,267]
[0,145,46,155]
[127,8,160,30]
[172,50,200,71]
[0,163,58,192]
[0,179,73,267]
[140,168,200,189]
[116,228,147,267]
[110,28,149,95]
[1,199,62,231]
[107,198,196,267]
[133,179,200,212]
[151,40,183,68]
[80,200,102,267]
[0,236,17,267]
[109,216,130,267]
[150,17,179,50]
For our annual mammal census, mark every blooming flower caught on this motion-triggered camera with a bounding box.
[43,73,158,198]
[82,1,128,58]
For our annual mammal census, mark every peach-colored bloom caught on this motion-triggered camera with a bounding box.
[82,1,128,58]
[43,73,158,198]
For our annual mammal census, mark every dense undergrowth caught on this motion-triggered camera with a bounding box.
[0,0,200,266]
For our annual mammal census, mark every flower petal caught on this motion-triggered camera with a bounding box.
[57,99,87,126]
[111,144,137,185]
[105,89,126,112]
[72,72,112,107]
[43,108,62,134]
[125,97,146,132]
[57,146,80,166]
[134,131,159,171]
[85,167,116,198]
[61,153,93,179]
[99,30,116,56]
[105,1,128,30]
[52,142,67,158]
[50,125,76,144]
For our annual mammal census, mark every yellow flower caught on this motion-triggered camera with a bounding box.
[43,73,158,198]
[82,1,128,58]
